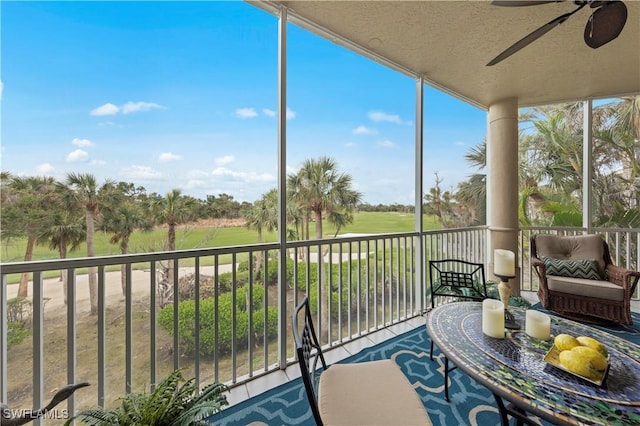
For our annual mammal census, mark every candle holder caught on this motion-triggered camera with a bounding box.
[495,274,521,329]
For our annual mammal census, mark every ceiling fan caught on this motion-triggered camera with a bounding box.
[486,0,628,66]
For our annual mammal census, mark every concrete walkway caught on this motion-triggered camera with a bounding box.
[5,265,234,318]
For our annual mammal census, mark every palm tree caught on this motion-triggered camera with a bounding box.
[519,98,640,228]
[101,192,154,295]
[600,96,640,214]
[244,189,278,278]
[65,173,112,314]
[287,157,362,241]
[287,157,362,340]
[5,176,57,297]
[245,189,278,244]
[154,189,197,287]
[39,203,86,303]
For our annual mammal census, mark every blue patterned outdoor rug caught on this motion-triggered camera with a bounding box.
[208,310,640,426]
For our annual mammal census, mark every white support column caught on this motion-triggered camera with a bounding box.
[583,99,593,233]
[487,97,521,294]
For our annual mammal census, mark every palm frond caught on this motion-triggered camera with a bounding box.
[65,408,120,426]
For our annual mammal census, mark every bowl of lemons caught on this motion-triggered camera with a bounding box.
[544,333,610,386]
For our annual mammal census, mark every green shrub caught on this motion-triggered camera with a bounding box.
[7,321,30,349]
[254,256,294,285]
[216,270,250,293]
[6,297,32,348]
[158,285,277,356]
[294,261,319,291]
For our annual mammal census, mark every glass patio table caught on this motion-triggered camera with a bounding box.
[426,301,640,426]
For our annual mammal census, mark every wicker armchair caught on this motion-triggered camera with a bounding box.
[531,234,639,325]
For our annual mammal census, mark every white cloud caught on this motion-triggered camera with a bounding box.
[121,101,163,114]
[90,103,120,116]
[235,107,258,118]
[159,152,182,162]
[90,160,107,166]
[188,169,210,178]
[215,155,235,166]
[211,167,274,183]
[72,138,93,147]
[120,165,162,180]
[185,179,206,189]
[36,163,55,174]
[286,164,298,174]
[90,101,163,116]
[368,110,411,125]
[345,142,356,148]
[353,125,377,135]
[66,149,89,162]
[98,121,118,127]
[259,107,295,119]
[377,140,395,148]
[455,141,466,146]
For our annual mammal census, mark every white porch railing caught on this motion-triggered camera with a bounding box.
[1,226,637,422]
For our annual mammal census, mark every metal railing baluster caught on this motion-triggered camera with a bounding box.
[32,271,43,426]
[98,265,106,405]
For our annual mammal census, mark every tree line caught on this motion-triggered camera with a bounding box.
[424,96,640,230]
[0,157,364,313]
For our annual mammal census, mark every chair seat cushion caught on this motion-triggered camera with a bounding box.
[318,359,431,426]
[547,275,624,301]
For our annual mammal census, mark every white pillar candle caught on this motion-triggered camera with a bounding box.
[525,310,551,341]
[494,249,515,276]
[482,299,505,339]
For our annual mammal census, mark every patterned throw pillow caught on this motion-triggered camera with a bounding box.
[542,257,602,280]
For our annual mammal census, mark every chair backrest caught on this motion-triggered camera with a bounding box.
[292,296,327,426]
[429,259,488,309]
[531,233,612,277]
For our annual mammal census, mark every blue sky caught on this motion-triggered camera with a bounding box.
[1,1,487,205]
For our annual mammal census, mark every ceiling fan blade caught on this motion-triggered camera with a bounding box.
[584,1,627,48]
[491,1,565,6]
[486,4,586,66]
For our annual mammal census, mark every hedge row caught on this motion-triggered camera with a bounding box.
[158,285,278,356]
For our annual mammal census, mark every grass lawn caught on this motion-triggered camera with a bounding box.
[1,212,441,263]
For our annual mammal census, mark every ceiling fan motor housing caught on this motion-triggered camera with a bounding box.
[584,1,628,49]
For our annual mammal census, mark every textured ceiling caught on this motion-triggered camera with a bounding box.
[249,0,640,109]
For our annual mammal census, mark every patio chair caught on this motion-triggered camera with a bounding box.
[292,296,432,426]
[531,233,639,325]
[427,259,489,401]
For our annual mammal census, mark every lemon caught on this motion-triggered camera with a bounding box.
[559,350,600,380]
[554,334,579,351]
[576,336,608,357]
[570,346,608,371]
